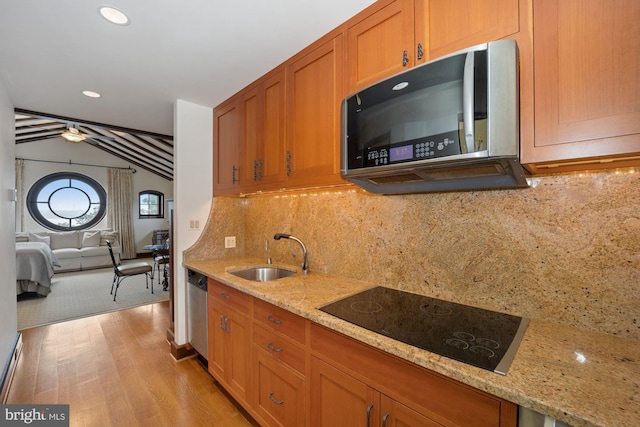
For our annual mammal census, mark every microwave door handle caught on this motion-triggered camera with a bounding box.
[463,51,475,154]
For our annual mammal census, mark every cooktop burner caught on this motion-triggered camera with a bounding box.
[319,287,529,375]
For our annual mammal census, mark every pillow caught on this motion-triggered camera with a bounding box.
[49,231,80,250]
[16,232,29,243]
[82,230,101,248]
[100,230,120,246]
[28,233,50,246]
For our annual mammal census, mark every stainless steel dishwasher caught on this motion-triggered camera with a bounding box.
[187,269,208,360]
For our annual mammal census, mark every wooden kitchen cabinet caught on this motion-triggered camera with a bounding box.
[310,323,517,427]
[207,280,251,405]
[252,298,307,426]
[425,0,520,59]
[253,346,306,427]
[285,33,345,188]
[241,69,287,192]
[311,356,440,427]
[521,0,640,173]
[345,0,417,92]
[213,99,242,194]
[345,0,521,93]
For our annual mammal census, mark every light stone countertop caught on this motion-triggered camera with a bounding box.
[185,256,640,427]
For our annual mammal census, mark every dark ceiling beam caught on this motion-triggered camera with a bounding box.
[14,108,174,141]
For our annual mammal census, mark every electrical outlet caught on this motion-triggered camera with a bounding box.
[224,236,236,248]
[189,219,200,230]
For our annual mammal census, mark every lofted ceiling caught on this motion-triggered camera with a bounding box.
[15,109,174,181]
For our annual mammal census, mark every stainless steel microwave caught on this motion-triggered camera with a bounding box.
[341,40,528,194]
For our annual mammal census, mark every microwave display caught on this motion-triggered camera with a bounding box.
[390,144,412,162]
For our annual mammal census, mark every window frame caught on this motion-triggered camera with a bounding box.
[26,172,107,231]
[139,190,164,219]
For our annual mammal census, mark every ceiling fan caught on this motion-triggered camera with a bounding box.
[61,125,115,144]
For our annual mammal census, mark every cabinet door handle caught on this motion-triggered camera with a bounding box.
[223,316,230,333]
[253,160,258,181]
[267,315,282,325]
[402,50,409,66]
[220,292,231,299]
[382,412,390,427]
[219,314,226,331]
[268,392,284,405]
[366,404,374,427]
[257,159,263,180]
[286,151,292,176]
[417,42,424,60]
[232,165,238,184]
[267,342,283,353]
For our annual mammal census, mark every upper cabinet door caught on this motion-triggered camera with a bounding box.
[213,99,241,195]
[346,0,416,92]
[524,0,640,170]
[260,70,287,188]
[286,35,344,187]
[425,0,520,59]
[241,70,286,192]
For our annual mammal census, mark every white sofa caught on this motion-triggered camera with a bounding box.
[16,230,122,273]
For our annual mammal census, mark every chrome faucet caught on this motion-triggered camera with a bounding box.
[273,233,308,274]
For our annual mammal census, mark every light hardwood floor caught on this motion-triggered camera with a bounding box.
[7,301,258,427]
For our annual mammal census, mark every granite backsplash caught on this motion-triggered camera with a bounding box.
[185,168,640,341]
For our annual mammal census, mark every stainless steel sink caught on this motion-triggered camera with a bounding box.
[229,266,297,282]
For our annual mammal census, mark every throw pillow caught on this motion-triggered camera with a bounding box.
[28,233,50,246]
[82,230,101,248]
[100,230,120,246]
[50,231,81,250]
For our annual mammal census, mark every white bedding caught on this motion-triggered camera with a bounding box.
[16,242,60,296]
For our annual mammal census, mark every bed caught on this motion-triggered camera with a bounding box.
[16,242,60,296]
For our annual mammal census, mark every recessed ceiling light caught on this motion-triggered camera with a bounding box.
[82,90,101,98]
[98,6,129,25]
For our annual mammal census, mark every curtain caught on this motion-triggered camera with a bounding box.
[107,168,136,259]
[15,159,24,231]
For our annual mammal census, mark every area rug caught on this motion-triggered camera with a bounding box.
[17,262,169,330]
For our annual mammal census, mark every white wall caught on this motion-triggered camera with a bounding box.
[0,77,18,383]
[15,138,173,254]
[173,99,212,345]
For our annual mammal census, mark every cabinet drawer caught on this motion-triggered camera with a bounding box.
[254,350,306,427]
[253,298,306,344]
[253,322,306,375]
[208,279,250,312]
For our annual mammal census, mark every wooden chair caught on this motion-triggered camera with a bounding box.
[106,240,153,301]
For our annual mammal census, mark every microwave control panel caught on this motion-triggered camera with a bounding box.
[365,130,460,167]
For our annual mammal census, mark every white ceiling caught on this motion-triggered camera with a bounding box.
[0,0,376,136]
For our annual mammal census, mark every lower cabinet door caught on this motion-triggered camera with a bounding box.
[310,356,379,427]
[380,394,443,427]
[254,350,305,427]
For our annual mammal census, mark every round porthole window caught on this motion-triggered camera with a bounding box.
[26,172,107,231]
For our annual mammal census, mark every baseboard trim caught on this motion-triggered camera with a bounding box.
[170,340,196,361]
[1,333,23,404]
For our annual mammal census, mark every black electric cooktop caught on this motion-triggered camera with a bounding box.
[319,287,529,375]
